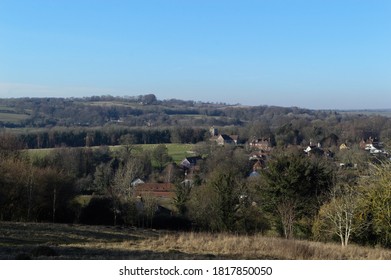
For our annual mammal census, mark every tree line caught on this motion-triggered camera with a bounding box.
[2,96,390,132]
[2,96,391,150]
[5,112,391,152]
[15,127,207,149]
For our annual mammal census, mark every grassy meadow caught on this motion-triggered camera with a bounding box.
[26,143,196,164]
[0,104,31,123]
[136,143,196,163]
[1,222,391,260]
[0,112,30,123]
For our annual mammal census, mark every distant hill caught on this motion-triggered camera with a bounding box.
[0,95,315,128]
[2,95,391,150]
[338,109,391,117]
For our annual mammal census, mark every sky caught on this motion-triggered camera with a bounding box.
[0,0,390,110]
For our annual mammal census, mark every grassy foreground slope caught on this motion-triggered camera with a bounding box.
[1,222,390,260]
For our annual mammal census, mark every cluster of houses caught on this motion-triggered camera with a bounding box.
[303,137,389,157]
[131,128,266,202]
[130,155,202,207]
[359,137,388,155]
[303,141,335,158]
[129,127,390,213]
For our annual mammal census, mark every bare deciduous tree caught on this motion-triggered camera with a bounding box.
[277,200,297,239]
[316,184,365,247]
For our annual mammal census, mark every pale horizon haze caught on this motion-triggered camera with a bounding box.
[0,0,390,110]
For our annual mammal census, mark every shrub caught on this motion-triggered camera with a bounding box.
[79,196,118,225]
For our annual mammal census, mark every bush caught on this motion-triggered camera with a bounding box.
[152,213,192,231]
[79,196,118,225]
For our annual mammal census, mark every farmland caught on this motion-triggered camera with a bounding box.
[0,111,30,123]
[26,143,197,164]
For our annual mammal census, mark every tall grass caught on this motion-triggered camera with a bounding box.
[127,232,391,260]
[1,222,390,260]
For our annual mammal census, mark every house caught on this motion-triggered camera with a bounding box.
[249,151,267,160]
[365,144,387,155]
[339,162,356,169]
[131,178,145,187]
[179,156,203,177]
[249,138,272,152]
[134,183,175,199]
[304,142,325,156]
[180,156,202,170]
[360,137,381,150]
[209,125,239,145]
[216,134,237,145]
[360,137,388,155]
[339,143,349,150]
[230,135,239,145]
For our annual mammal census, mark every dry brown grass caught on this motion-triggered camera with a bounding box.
[1,222,390,260]
[123,232,391,260]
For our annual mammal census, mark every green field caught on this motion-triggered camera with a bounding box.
[139,143,196,162]
[26,148,55,159]
[0,112,30,123]
[87,101,138,108]
[110,143,197,163]
[27,143,197,164]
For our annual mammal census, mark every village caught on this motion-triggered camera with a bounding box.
[130,126,390,211]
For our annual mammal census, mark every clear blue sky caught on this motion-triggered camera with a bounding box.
[0,0,390,109]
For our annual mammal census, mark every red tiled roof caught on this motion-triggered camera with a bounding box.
[134,183,175,198]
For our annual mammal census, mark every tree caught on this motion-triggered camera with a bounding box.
[93,156,144,225]
[235,177,271,234]
[152,144,172,171]
[203,145,251,178]
[141,94,157,105]
[34,167,76,223]
[276,199,297,239]
[173,180,192,215]
[0,157,32,221]
[314,184,365,247]
[93,162,122,225]
[93,163,113,195]
[112,158,142,201]
[0,132,23,159]
[138,193,158,228]
[335,144,370,182]
[136,150,153,180]
[260,150,333,238]
[187,183,218,231]
[359,163,391,247]
[210,172,241,231]
[186,170,241,232]
[246,120,273,143]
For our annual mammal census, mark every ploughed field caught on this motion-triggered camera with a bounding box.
[1,222,391,260]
